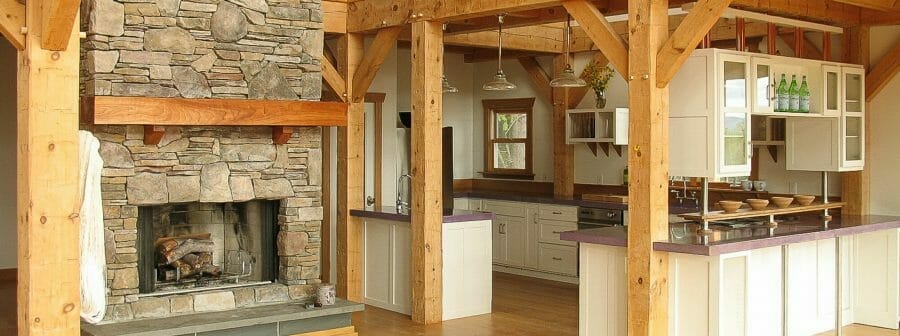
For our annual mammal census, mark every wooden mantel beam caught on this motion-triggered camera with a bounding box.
[866,39,900,101]
[656,0,734,88]
[0,0,25,50]
[40,0,81,50]
[563,0,628,75]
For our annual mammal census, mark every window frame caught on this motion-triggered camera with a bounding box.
[482,98,536,179]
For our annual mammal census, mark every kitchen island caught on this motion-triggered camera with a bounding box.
[349,206,494,321]
[561,215,900,336]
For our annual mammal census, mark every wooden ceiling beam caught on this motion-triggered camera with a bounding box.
[442,26,564,53]
[517,56,553,101]
[463,49,548,63]
[832,0,899,11]
[866,39,900,101]
[657,0,734,88]
[321,57,347,102]
[351,26,403,102]
[0,0,24,50]
[348,0,564,33]
[445,7,568,35]
[40,0,81,50]
[563,0,628,75]
[323,0,348,34]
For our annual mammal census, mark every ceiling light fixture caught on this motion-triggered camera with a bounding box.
[550,14,586,88]
[482,14,516,91]
[441,24,459,93]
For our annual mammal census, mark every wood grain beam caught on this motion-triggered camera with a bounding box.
[40,0,80,50]
[445,7,569,35]
[866,39,900,101]
[552,54,575,197]
[517,56,553,101]
[564,0,628,75]
[463,49,547,63]
[321,57,347,102]
[323,0,347,34]
[656,0,733,88]
[336,33,365,302]
[348,0,563,33]
[410,20,443,325]
[832,0,899,11]
[443,26,564,53]
[18,4,81,335]
[351,26,402,102]
[778,31,825,60]
[0,0,24,50]
[626,0,670,334]
[83,96,348,126]
[841,25,870,216]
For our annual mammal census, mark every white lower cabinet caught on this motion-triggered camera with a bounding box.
[361,218,493,321]
[493,214,526,267]
[538,243,577,276]
[578,229,900,336]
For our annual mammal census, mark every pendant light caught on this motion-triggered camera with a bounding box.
[550,15,586,88]
[441,23,459,93]
[482,14,516,91]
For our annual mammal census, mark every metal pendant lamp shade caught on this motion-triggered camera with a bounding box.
[483,14,517,91]
[550,15,586,88]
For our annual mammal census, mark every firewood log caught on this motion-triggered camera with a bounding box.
[162,239,215,264]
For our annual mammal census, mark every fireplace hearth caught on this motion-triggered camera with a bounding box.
[138,201,278,294]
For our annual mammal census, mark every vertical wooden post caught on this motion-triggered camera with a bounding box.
[627,0,670,335]
[409,20,443,325]
[841,26,870,215]
[735,17,746,52]
[17,4,82,336]
[794,27,804,58]
[321,127,332,284]
[336,33,365,301]
[553,54,575,198]
[823,32,832,61]
[702,33,712,49]
[767,22,778,55]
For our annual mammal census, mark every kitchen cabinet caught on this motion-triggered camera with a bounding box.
[493,215,526,267]
[565,108,629,145]
[362,218,411,314]
[535,204,578,276]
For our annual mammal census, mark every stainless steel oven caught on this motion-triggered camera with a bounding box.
[577,206,625,229]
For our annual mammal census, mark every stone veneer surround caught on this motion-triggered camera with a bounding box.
[94,125,323,321]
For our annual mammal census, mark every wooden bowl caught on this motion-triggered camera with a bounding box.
[794,195,815,206]
[771,196,794,209]
[718,200,744,213]
[745,198,770,211]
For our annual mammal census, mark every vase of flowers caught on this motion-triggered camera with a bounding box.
[583,61,615,109]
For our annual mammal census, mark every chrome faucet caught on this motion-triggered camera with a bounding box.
[669,177,699,208]
[397,174,412,214]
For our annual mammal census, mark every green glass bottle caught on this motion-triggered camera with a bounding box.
[788,75,800,112]
[799,75,810,113]
[623,166,628,186]
[776,74,789,112]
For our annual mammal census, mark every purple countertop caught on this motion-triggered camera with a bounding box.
[350,206,494,223]
[454,191,698,214]
[560,214,900,256]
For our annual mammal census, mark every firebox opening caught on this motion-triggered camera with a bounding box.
[137,200,279,294]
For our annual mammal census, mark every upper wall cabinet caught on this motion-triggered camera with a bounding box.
[565,108,629,146]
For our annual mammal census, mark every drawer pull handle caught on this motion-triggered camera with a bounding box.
[552,211,563,215]
[552,231,563,234]
[552,257,563,261]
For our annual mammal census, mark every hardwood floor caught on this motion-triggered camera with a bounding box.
[1,271,895,336]
[353,272,579,336]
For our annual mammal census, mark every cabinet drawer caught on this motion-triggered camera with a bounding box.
[538,243,577,276]
[538,204,577,221]
[538,220,577,246]
[482,200,526,217]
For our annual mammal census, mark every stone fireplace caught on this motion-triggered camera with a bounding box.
[79,0,327,322]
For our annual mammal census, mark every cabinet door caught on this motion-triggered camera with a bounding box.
[842,67,864,115]
[718,55,752,176]
[822,65,841,116]
[786,117,840,171]
[504,216,527,267]
[841,115,864,170]
[751,57,775,114]
[492,216,506,264]
[525,208,540,269]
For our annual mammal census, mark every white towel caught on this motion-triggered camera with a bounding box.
[79,131,106,324]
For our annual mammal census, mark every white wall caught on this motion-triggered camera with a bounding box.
[0,39,17,269]
[868,25,900,215]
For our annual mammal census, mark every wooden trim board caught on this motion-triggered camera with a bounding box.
[83,96,349,126]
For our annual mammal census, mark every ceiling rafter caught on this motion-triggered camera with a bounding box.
[41,0,81,50]
[563,0,628,75]
[657,0,734,87]
[0,0,25,50]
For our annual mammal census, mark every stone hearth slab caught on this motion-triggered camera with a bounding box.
[81,299,363,336]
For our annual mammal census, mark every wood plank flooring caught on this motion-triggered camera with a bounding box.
[1,271,896,335]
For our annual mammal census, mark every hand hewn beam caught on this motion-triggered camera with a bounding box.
[626,0,670,335]
[323,0,347,34]
[841,25,870,216]
[656,0,733,88]
[866,39,900,101]
[832,0,898,11]
[18,4,82,336]
[351,26,402,102]
[564,0,628,75]
[444,26,564,53]
[336,33,365,302]
[321,57,347,102]
[410,19,443,325]
[40,0,80,50]
[517,56,553,101]
[348,0,563,33]
[0,0,25,50]
[552,54,574,197]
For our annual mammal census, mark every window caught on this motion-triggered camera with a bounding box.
[482,98,535,179]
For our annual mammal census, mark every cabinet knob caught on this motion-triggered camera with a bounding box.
[552,211,563,215]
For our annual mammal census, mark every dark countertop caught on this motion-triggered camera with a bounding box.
[350,206,494,223]
[454,191,698,214]
[560,214,900,256]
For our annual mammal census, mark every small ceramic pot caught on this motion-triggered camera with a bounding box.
[753,180,767,192]
[317,284,336,306]
[740,180,753,191]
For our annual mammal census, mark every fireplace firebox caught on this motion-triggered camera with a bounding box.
[137,201,279,294]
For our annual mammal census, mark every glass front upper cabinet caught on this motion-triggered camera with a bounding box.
[719,54,751,176]
[751,58,775,114]
[722,58,748,110]
[843,115,864,168]
[823,65,841,116]
[843,67,865,115]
